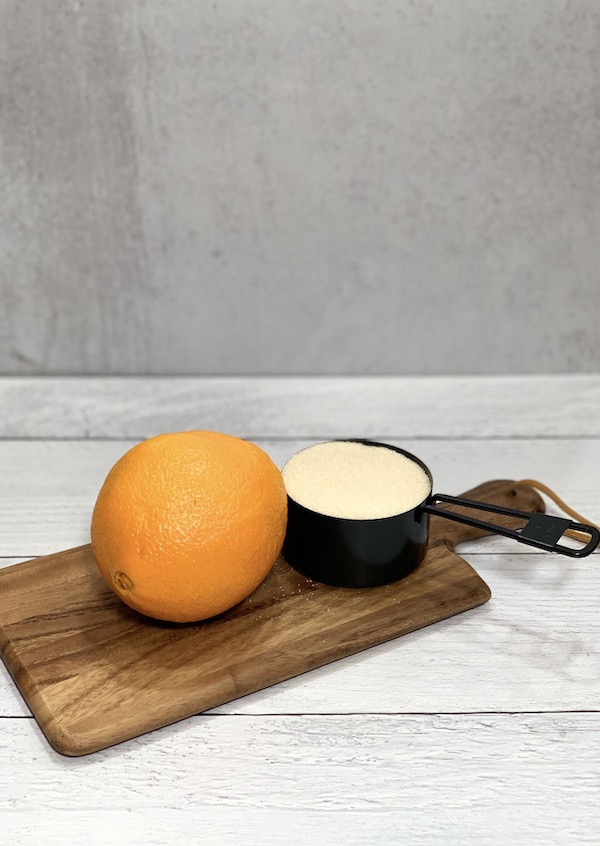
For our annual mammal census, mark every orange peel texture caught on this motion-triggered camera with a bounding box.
[91,431,288,623]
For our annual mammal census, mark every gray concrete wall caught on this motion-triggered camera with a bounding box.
[1,1,598,375]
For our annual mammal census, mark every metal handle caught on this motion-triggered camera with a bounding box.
[424,494,600,558]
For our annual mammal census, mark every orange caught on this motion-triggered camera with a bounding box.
[91,431,288,623]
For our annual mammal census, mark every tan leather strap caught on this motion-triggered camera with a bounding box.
[514,479,599,542]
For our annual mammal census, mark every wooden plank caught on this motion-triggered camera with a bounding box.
[1,552,597,720]
[0,437,598,557]
[1,376,600,438]
[0,714,598,845]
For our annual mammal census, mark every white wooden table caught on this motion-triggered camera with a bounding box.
[0,376,598,846]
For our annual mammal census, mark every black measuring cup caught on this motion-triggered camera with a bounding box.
[282,440,600,588]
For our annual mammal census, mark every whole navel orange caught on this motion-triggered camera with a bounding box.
[91,431,287,623]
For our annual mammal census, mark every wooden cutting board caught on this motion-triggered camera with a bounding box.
[0,480,544,757]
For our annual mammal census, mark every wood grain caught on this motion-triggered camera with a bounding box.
[1,715,598,846]
[0,480,543,756]
[1,375,600,438]
[3,549,599,719]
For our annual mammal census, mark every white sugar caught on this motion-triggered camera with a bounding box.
[282,441,432,520]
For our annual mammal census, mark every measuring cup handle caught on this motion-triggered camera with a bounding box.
[423,494,600,558]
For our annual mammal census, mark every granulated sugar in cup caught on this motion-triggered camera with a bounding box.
[283,440,431,520]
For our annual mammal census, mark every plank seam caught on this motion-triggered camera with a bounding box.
[0,710,598,720]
